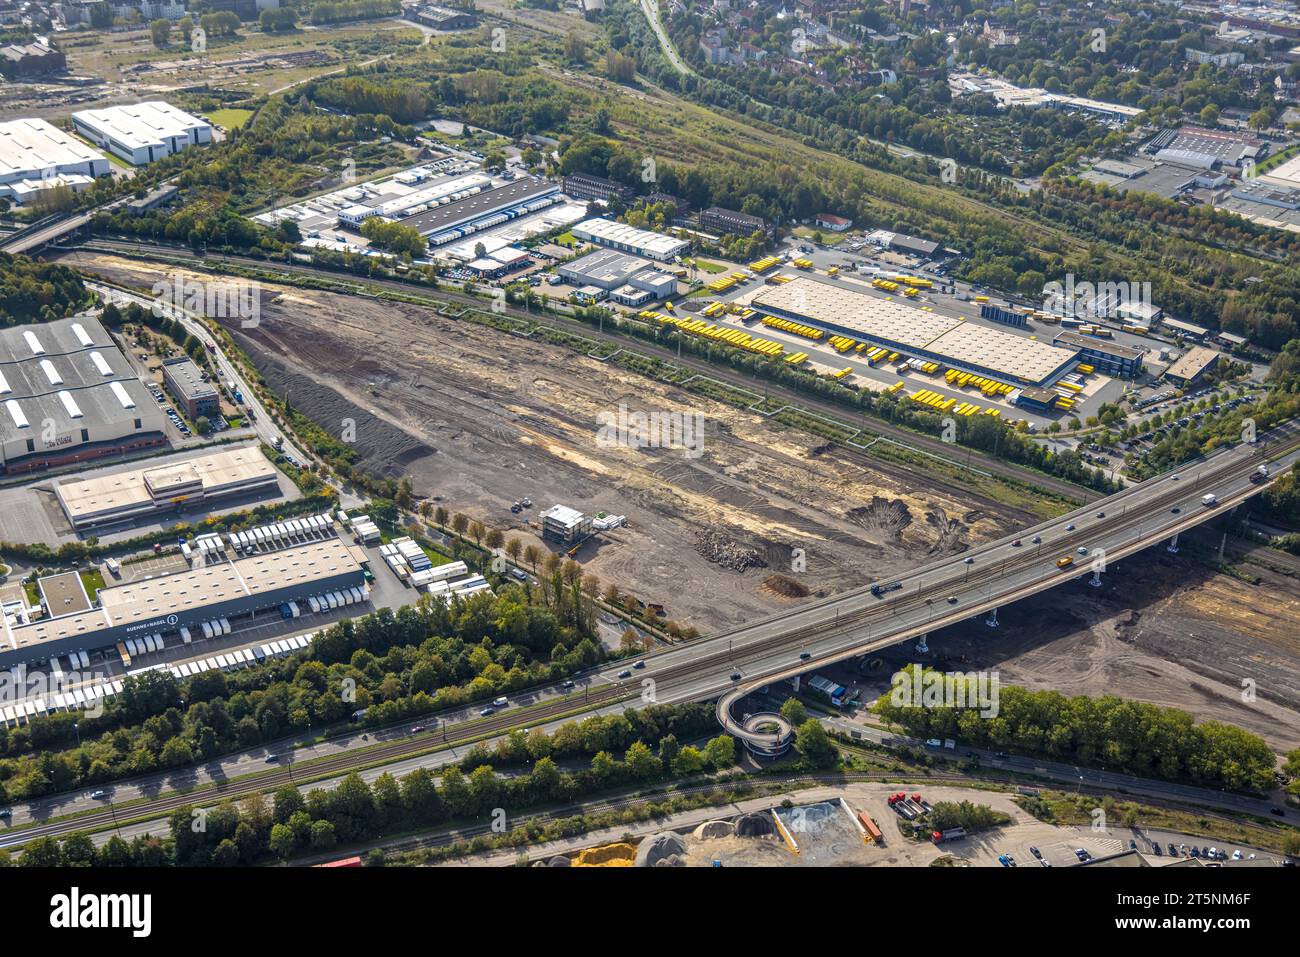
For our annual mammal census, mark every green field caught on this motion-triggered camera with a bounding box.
[692,258,727,274]
[206,109,254,131]
[80,569,106,601]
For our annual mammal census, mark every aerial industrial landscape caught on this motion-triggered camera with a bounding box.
[0,0,1294,928]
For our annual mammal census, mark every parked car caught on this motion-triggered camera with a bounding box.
[479,706,495,717]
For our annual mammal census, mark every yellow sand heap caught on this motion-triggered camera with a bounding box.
[573,842,637,867]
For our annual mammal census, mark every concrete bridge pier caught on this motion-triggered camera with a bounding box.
[916,633,929,654]
[1089,569,1103,588]
[789,675,801,692]
[1166,532,1180,554]
[984,607,999,628]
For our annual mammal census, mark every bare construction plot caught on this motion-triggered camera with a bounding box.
[65,256,1032,631]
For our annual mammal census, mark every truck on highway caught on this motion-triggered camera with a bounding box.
[870,581,903,598]
[1250,465,1269,483]
[1202,492,1218,507]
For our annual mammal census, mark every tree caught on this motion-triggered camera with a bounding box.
[564,31,586,62]
[505,538,522,565]
[150,18,171,47]
[310,820,337,849]
[606,49,636,84]
[794,719,838,768]
[671,745,706,776]
[779,698,807,726]
[703,734,736,769]
[268,823,297,859]
[522,543,541,572]
[195,415,212,436]
[624,740,661,779]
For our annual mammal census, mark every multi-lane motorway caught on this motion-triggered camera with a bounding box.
[623,424,1299,750]
[0,425,1294,848]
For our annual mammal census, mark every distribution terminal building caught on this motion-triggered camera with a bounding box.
[0,116,109,202]
[0,538,367,668]
[752,277,1081,387]
[0,316,166,474]
[70,101,212,166]
[55,446,280,530]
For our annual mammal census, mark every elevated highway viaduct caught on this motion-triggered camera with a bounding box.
[581,425,1300,754]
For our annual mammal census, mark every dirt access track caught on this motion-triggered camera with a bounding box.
[69,253,1300,752]
[69,254,1031,631]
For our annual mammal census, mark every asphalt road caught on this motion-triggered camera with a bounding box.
[89,280,307,463]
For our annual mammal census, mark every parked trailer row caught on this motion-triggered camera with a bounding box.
[44,650,91,681]
[124,633,167,658]
[0,677,127,727]
[306,586,368,614]
[3,631,326,727]
[230,514,335,552]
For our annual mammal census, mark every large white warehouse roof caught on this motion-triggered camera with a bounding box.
[0,117,107,183]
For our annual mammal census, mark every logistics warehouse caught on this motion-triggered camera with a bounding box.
[0,316,166,473]
[55,446,281,529]
[0,538,368,668]
[752,277,1082,387]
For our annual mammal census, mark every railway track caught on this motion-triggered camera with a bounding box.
[63,239,1100,506]
[7,425,1291,849]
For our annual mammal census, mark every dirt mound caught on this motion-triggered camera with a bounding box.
[635,832,689,867]
[764,573,810,598]
[735,812,777,838]
[847,496,913,541]
[693,820,735,839]
[233,332,435,481]
[695,526,769,573]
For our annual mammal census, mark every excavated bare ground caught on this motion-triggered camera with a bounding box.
[64,254,1028,631]
[889,544,1300,754]
[64,253,1300,748]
